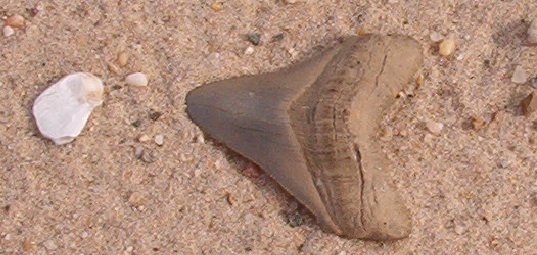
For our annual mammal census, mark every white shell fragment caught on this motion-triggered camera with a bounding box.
[33,72,104,145]
[125,72,148,87]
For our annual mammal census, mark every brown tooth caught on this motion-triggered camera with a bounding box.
[186,34,424,240]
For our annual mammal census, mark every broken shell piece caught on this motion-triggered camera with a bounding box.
[33,72,103,145]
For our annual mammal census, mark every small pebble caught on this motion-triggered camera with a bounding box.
[426,121,444,135]
[5,14,25,29]
[117,52,129,66]
[126,246,134,252]
[271,33,285,42]
[454,224,466,235]
[194,168,203,177]
[131,119,141,128]
[179,153,193,162]
[380,127,393,141]
[285,0,302,3]
[520,92,537,116]
[430,32,443,42]
[471,116,486,130]
[134,146,144,158]
[196,134,205,144]
[149,110,163,121]
[423,133,434,144]
[356,27,367,36]
[28,6,40,17]
[286,211,303,227]
[415,74,425,87]
[154,134,164,146]
[511,65,528,84]
[106,61,120,74]
[439,37,456,57]
[244,46,254,55]
[288,48,298,58]
[43,239,57,250]
[3,26,14,37]
[23,239,33,251]
[246,33,261,46]
[225,192,234,205]
[241,161,262,178]
[141,150,157,163]
[528,19,537,45]
[125,72,148,87]
[138,134,150,142]
[211,2,224,12]
[214,159,222,170]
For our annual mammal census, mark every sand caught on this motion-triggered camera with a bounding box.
[0,1,536,254]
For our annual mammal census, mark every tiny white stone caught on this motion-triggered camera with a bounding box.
[3,26,14,37]
[511,65,528,84]
[426,121,444,135]
[154,134,164,146]
[244,46,254,55]
[125,72,148,87]
[33,72,103,145]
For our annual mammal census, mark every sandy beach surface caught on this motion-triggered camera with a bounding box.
[1,1,536,254]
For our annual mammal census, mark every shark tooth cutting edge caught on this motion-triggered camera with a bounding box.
[186,35,424,240]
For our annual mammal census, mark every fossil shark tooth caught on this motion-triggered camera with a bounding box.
[186,34,424,240]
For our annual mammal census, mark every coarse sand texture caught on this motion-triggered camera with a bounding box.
[1,1,536,254]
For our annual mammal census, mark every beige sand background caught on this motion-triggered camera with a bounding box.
[1,0,536,254]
